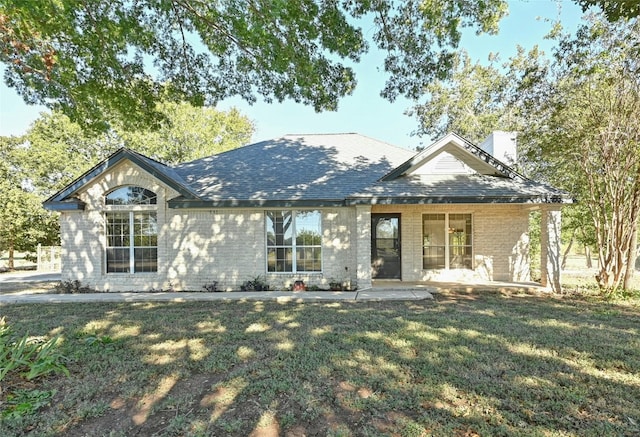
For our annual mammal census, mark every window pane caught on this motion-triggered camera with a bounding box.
[105,186,157,205]
[266,211,292,246]
[423,246,446,269]
[449,214,472,269]
[106,212,157,274]
[295,211,321,245]
[297,247,322,272]
[267,247,292,272]
[106,213,130,247]
[107,248,130,273]
[134,248,158,272]
[133,213,157,247]
[266,210,322,273]
[422,214,445,269]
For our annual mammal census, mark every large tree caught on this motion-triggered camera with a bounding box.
[407,50,516,144]
[0,137,59,269]
[518,15,640,292]
[0,0,510,131]
[115,102,255,165]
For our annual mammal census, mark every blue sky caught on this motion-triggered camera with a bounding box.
[0,1,584,150]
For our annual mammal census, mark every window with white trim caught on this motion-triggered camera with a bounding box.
[105,187,158,273]
[266,210,322,273]
[422,213,472,270]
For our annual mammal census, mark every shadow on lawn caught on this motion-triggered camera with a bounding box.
[1,293,639,436]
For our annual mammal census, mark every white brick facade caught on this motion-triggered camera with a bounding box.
[59,162,537,291]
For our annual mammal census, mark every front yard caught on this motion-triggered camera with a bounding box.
[1,289,639,436]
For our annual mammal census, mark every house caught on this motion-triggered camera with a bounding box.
[44,132,572,292]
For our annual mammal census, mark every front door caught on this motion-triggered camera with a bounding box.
[371,214,401,279]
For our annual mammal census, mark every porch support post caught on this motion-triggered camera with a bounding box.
[355,205,372,290]
[540,207,562,292]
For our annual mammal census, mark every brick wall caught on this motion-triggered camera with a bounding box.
[372,204,531,282]
[60,161,361,291]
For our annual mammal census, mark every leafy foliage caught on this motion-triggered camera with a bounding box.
[408,50,516,143]
[0,0,509,131]
[0,317,68,383]
[0,317,68,420]
[54,280,94,294]
[0,137,60,265]
[576,0,640,21]
[2,389,57,420]
[517,15,640,292]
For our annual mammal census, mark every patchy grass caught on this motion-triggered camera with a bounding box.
[0,290,639,436]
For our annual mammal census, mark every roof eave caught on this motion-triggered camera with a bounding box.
[167,198,347,208]
[346,195,575,205]
[43,199,87,211]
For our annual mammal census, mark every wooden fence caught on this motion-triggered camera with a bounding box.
[37,245,62,272]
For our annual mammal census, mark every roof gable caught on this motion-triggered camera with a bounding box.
[380,132,527,182]
[44,148,200,210]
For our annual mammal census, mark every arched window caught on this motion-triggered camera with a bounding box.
[105,186,158,273]
[105,186,157,205]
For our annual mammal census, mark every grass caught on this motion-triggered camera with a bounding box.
[0,290,639,436]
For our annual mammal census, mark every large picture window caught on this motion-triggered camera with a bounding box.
[423,213,472,270]
[266,210,322,273]
[105,186,158,273]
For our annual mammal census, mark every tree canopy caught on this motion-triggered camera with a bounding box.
[576,0,640,21]
[0,0,510,131]
[407,50,515,144]
[518,15,640,292]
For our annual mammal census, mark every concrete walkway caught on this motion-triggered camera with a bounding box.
[0,271,548,305]
[0,271,435,304]
[0,289,434,305]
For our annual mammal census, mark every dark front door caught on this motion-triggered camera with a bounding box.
[371,214,401,279]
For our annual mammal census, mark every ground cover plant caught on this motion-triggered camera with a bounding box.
[0,290,638,436]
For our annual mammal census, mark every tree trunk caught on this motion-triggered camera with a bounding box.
[8,241,14,270]
[561,228,577,270]
[585,246,593,269]
[623,226,638,290]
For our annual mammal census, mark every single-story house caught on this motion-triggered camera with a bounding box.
[44,132,572,292]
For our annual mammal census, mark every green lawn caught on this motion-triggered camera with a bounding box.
[1,290,639,436]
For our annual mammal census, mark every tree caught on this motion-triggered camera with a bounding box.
[19,103,254,198]
[115,102,255,165]
[0,137,59,269]
[407,50,516,143]
[576,0,640,21]
[0,0,509,131]
[518,15,640,292]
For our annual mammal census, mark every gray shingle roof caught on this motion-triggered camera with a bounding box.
[171,133,416,206]
[44,133,574,211]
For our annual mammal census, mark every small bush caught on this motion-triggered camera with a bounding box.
[54,280,93,294]
[202,281,220,292]
[240,275,269,291]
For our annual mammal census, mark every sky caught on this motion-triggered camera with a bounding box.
[0,1,585,150]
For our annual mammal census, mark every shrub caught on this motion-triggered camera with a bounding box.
[202,281,220,292]
[240,275,269,291]
[54,280,92,294]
